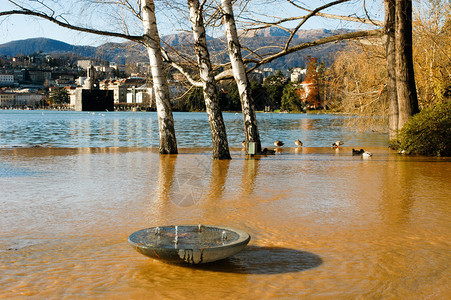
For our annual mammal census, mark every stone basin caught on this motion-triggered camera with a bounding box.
[128,225,251,264]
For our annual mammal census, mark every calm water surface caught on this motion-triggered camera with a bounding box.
[0,146,450,299]
[0,110,388,148]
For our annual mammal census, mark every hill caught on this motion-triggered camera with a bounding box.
[0,28,353,68]
[0,37,97,57]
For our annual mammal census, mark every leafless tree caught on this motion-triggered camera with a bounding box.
[221,0,261,153]
[188,0,231,159]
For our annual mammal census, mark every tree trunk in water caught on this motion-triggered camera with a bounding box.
[395,0,419,129]
[141,0,177,154]
[385,0,399,140]
[221,0,262,153]
[188,0,231,160]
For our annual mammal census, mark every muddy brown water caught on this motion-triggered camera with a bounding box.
[1,147,450,299]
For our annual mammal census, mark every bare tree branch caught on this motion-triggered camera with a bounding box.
[285,0,351,50]
[0,9,143,41]
[241,0,383,32]
[213,28,383,80]
[161,48,203,87]
[251,29,383,72]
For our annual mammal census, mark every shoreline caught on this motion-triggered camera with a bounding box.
[2,146,449,160]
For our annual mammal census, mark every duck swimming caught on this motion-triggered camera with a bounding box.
[274,141,284,147]
[295,139,303,147]
[332,141,344,148]
[362,151,373,158]
[352,148,365,155]
[260,148,276,155]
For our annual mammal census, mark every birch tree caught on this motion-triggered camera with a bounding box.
[221,0,261,153]
[142,0,177,154]
[188,0,231,159]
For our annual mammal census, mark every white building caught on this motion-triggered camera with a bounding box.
[0,74,14,85]
[126,85,153,104]
[291,68,307,82]
[66,87,78,109]
[99,78,152,105]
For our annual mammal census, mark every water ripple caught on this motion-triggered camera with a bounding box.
[0,111,388,148]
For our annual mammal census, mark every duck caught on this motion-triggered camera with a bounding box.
[332,141,344,148]
[241,141,246,148]
[362,151,373,158]
[274,141,284,147]
[260,148,276,155]
[352,148,365,155]
[294,139,303,147]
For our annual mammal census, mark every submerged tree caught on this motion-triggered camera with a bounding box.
[221,0,261,153]
[187,0,231,159]
[142,0,178,154]
[385,0,419,139]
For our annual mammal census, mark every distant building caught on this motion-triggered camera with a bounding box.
[74,89,114,111]
[99,77,153,107]
[94,64,113,73]
[110,63,126,73]
[291,68,307,82]
[27,69,52,84]
[0,92,15,107]
[12,56,31,68]
[74,63,114,111]
[77,77,87,86]
[0,90,43,108]
[55,75,75,87]
[67,87,78,109]
[99,79,127,103]
[126,85,153,106]
[77,60,97,70]
[0,74,14,86]
[13,70,26,82]
[262,68,274,78]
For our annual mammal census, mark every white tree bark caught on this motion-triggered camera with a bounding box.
[142,0,177,154]
[221,0,261,153]
[188,0,231,159]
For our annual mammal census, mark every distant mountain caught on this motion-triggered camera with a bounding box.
[0,28,354,68]
[0,37,97,57]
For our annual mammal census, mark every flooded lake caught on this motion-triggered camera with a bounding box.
[0,110,388,148]
[0,112,450,298]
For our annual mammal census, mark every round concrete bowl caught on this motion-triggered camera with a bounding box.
[128,225,251,264]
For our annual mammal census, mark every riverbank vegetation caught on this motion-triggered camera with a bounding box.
[393,101,450,156]
[328,0,450,154]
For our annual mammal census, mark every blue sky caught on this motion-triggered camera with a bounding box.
[0,0,383,46]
